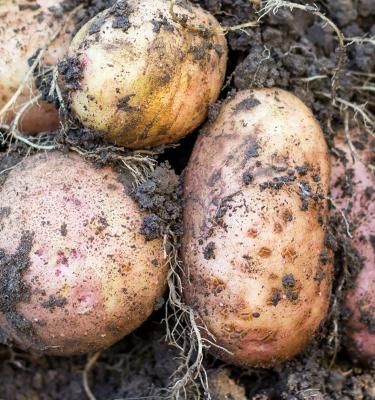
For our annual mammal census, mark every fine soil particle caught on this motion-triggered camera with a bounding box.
[41,296,68,311]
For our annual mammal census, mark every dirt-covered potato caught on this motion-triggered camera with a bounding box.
[0,0,75,134]
[61,0,227,149]
[0,152,166,356]
[331,130,375,366]
[182,88,332,367]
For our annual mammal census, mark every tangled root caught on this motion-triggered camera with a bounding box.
[163,231,210,399]
[68,143,158,187]
[163,230,232,400]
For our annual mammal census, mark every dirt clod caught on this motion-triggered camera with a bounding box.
[140,214,162,241]
[41,296,68,311]
[58,57,83,91]
[0,233,34,337]
[132,163,182,238]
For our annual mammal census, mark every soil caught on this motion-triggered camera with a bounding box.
[0,233,35,342]
[0,0,374,399]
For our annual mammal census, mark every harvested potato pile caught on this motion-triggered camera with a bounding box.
[0,0,374,398]
[0,152,166,355]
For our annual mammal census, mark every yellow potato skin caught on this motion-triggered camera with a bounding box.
[0,152,166,356]
[0,0,74,133]
[66,0,227,148]
[182,88,332,367]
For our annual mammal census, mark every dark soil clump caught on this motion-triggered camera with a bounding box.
[132,163,182,240]
[58,57,84,92]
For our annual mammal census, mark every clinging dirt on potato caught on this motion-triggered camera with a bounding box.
[182,88,333,367]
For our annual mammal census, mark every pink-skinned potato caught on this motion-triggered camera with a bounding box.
[0,0,75,134]
[331,129,375,366]
[182,88,333,367]
[0,152,166,356]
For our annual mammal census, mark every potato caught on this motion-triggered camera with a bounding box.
[209,369,246,400]
[0,0,74,134]
[331,130,374,366]
[61,0,227,148]
[182,88,332,367]
[0,152,166,356]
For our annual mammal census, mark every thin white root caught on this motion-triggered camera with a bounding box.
[344,36,375,46]
[82,351,101,400]
[347,71,375,78]
[258,0,319,18]
[352,85,375,93]
[221,21,259,35]
[69,145,157,187]
[170,1,258,36]
[48,65,66,111]
[0,50,45,121]
[0,165,16,176]
[298,388,324,400]
[294,75,328,83]
[327,197,352,239]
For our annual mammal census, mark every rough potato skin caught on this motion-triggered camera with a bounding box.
[64,0,227,148]
[0,0,74,134]
[182,88,332,367]
[331,131,375,366]
[0,152,166,356]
